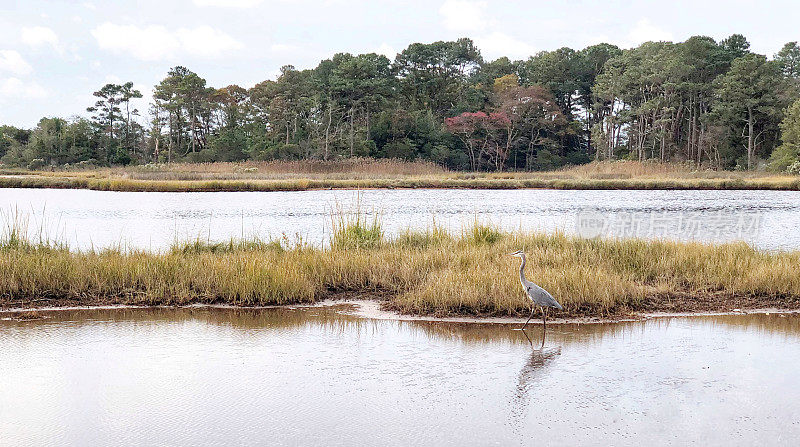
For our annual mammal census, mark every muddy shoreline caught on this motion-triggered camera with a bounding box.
[3,297,799,324]
[4,287,800,320]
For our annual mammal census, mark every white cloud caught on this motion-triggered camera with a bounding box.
[266,68,283,81]
[625,19,673,46]
[21,26,61,52]
[374,43,397,59]
[0,77,47,100]
[175,26,244,56]
[91,23,243,60]
[92,23,179,60]
[476,32,535,60]
[75,91,101,113]
[579,33,613,48]
[270,43,297,52]
[439,0,488,32]
[438,1,531,60]
[0,50,33,75]
[193,0,263,7]
[105,75,123,84]
[67,45,83,62]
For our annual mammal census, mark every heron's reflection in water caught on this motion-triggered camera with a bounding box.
[508,344,562,431]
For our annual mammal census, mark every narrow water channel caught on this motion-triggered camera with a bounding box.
[1,306,798,445]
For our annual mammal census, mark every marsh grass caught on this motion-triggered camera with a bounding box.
[465,221,504,245]
[116,158,446,181]
[329,199,383,250]
[5,160,800,192]
[0,208,65,252]
[396,221,451,248]
[0,211,29,251]
[2,210,800,316]
[170,238,285,254]
[556,160,781,180]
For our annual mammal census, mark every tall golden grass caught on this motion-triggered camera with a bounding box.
[554,160,788,180]
[2,213,799,316]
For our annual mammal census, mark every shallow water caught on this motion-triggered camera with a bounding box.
[1,306,799,446]
[3,188,800,251]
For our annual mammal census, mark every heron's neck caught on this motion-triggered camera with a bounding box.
[518,255,527,284]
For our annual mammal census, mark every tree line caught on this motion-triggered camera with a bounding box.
[2,35,800,172]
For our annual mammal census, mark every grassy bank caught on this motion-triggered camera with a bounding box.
[2,160,799,192]
[2,218,799,317]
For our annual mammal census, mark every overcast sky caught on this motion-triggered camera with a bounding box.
[1,0,798,127]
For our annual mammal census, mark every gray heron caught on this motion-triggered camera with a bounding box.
[510,250,563,333]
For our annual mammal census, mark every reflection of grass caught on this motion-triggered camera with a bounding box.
[3,213,800,317]
[3,160,800,191]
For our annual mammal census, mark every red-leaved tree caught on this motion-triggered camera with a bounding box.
[445,111,509,170]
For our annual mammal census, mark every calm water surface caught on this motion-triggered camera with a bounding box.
[1,307,799,446]
[2,188,800,251]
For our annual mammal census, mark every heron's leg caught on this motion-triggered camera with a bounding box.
[541,307,547,348]
[541,306,547,332]
[521,327,533,346]
[540,328,546,349]
[521,306,536,331]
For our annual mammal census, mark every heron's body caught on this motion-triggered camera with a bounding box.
[510,250,562,335]
[523,281,562,310]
